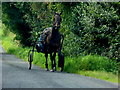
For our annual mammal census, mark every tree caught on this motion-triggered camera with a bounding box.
[2,2,120,61]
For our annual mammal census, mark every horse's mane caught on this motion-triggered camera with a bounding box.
[42,26,61,47]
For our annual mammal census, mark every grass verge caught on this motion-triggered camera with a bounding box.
[78,71,118,83]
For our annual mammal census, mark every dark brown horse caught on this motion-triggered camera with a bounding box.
[37,12,64,72]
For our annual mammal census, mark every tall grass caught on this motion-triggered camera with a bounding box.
[64,55,118,74]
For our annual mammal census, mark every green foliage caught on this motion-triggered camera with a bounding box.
[0,2,1,21]
[69,2,120,61]
[2,2,32,46]
[2,2,55,46]
[2,2,120,71]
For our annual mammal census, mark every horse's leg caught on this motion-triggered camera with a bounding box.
[58,50,64,72]
[45,53,49,71]
[53,52,56,71]
[50,53,54,72]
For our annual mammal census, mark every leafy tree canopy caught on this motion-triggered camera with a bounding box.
[2,2,120,61]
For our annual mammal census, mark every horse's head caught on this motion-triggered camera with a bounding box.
[53,12,62,30]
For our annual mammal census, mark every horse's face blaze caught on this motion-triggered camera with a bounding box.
[53,13,62,29]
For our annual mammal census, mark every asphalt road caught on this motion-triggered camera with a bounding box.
[1,45,118,88]
[0,45,2,89]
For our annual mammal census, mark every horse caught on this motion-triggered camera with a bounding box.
[36,12,64,72]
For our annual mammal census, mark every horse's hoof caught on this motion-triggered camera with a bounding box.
[53,67,56,71]
[50,69,54,72]
[60,68,63,72]
[60,69,63,72]
[45,68,49,71]
[29,68,31,70]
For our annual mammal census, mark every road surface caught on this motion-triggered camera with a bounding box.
[0,45,119,88]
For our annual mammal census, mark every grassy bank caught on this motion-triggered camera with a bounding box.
[1,30,118,83]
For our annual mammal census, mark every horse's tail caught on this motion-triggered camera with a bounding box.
[58,34,64,71]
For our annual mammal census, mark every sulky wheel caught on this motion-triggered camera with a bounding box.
[28,50,33,70]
